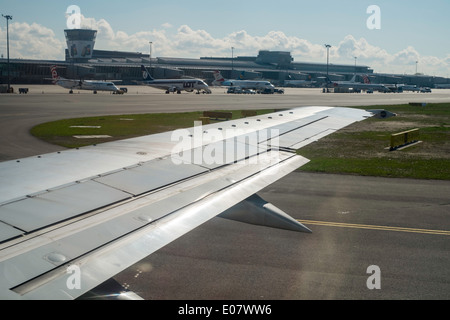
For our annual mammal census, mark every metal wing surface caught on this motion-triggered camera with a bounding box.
[0,106,383,299]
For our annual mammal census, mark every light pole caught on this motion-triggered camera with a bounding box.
[354,56,357,75]
[231,46,234,77]
[2,14,12,92]
[149,41,153,77]
[324,44,331,91]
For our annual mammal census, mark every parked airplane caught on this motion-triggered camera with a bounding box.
[48,66,122,94]
[385,83,420,93]
[284,74,316,87]
[328,74,388,92]
[213,70,275,92]
[140,65,211,94]
[285,79,317,87]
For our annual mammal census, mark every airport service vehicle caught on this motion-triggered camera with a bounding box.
[140,65,211,94]
[47,66,122,94]
[328,74,388,92]
[227,87,257,94]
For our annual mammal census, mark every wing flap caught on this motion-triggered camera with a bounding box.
[94,157,208,196]
[0,131,178,205]
[0,180,131,233]
[0,223,23,242]
[2,151,307,299]
[269,107,373,149]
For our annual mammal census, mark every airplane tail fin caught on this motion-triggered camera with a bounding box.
[363,74,371,84]
[212,70,225,85]
[141,65,154,81]
[50,65,60,83]
[349,75,357,83]
[213,70,225,82]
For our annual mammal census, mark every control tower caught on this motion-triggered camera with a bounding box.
[64,29,97,62]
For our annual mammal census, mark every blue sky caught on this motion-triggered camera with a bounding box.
[1,0,449,76]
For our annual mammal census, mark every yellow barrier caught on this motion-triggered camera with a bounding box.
[198,117,210,125]
[241,110,257,117]
[390,128,420,151]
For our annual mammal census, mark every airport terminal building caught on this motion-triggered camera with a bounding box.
[0,28,449,89]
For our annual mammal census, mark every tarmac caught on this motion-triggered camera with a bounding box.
[1,85,450,299]
[115,172,450,300]
[2,85,450,161]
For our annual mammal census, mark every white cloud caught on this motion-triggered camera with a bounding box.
[328,36,449,76]
[2,18,449,77]
[0,22,65,60]
[175,25,218,50]
[334,35,390,62]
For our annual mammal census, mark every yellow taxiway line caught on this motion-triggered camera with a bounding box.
[297,220,450,236]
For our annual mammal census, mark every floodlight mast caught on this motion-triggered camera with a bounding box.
[2,14,12,92]
[324,44,331,92]
[231,46,235,77]
[149,41,153,77]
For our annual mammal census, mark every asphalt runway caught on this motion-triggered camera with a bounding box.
[1,86,450,300]
[2,85,450,160]
[114,173,450,300]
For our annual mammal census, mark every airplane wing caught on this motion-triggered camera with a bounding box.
[146,83,180,92]
[0,106,394,300]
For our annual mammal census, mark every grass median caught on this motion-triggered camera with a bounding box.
[30,109,275,148]
[31,104,450,180]
[297,103,450,180]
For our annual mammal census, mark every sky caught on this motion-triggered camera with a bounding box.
[0,0,449,77]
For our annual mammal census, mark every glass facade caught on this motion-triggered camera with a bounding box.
[0,50,448,87]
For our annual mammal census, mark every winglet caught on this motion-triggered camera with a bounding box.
[219,194,312,233]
